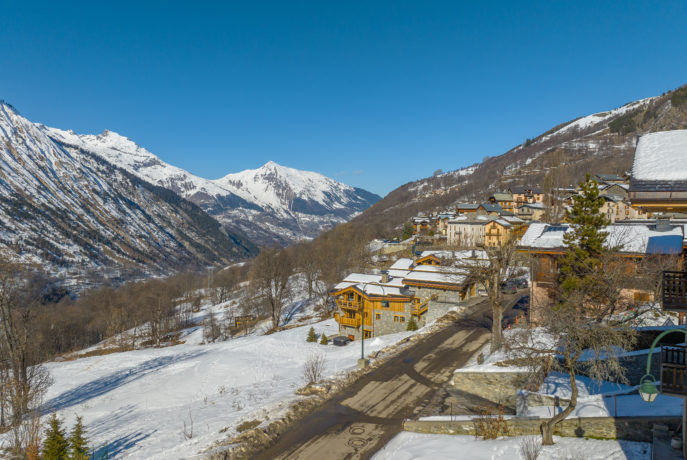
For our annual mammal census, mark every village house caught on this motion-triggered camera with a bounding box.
[447,215,490,247]
[518,221,686,321]
[508,186,544,206]
[599,194,649,223]
[411,215,432,234]
[488,192,514,212]
[516,202,545,221]
[454,203,480,215]
[476,202,504,216]
[331,251,485,339]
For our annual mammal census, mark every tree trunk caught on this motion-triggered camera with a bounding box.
[491,305,503,353]
[540,363,578,445]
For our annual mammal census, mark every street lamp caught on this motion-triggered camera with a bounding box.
[640,327,687,456]
[357,282,383,369]
[639,374,658,403]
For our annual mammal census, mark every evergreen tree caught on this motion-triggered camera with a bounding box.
[406,317,418,331]
[69,416,89,460]
[306,327,317,342]
[559,174,611,300]
[319,333,328,345]
[401,222,413,240]
[43,413,69,460]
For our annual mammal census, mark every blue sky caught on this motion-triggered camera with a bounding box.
[1,1,686,196]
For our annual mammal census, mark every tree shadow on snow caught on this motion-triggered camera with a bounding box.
[91,430,155,459]
[43,350,207,413]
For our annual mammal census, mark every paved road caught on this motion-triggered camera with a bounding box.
[253,293,524,460]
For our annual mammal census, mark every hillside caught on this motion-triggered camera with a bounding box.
[43,128,381,246]
[351,84,687,236]
[0,102,256,282]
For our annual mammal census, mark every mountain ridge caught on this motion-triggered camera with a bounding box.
[43,127,381,246]
[344,83,687,237]
[0,103,257,283]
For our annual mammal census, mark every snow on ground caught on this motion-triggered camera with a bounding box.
[17,318,416,459]
[372,432,651,460]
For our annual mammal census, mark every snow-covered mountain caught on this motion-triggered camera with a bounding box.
[43,127,381,245]
[0,102,256,281]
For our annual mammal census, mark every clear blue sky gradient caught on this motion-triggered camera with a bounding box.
[2,1,686,196]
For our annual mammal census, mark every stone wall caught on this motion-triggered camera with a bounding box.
[451,371,530,409]
[404,416,680,442]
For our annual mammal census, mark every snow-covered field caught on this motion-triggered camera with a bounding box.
[373,433,651,460]
[22,319,415,459]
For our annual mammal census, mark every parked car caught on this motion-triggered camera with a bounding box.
[500,282,517,294]
[332,336,352,346]
[513,278,528,289]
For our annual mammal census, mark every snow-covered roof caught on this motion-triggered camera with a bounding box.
[519,222,685,254]
[420,250,487,260]
[403,265,468,286]
[632,130,687,181]
[389,258,414,270]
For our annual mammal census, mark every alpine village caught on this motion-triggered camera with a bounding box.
[3,6,687,459]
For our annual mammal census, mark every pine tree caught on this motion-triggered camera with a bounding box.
[306,327,317,342]
[69,416,89,460]
[319,333,328,345]
[406,317,418,331]
[43,413,69,460]
[559,174,610,297]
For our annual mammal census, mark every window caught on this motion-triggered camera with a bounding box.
[375,313,381,320]
[382,301,390,308]
[400,316,406,323]
[393,316,399,322]
[364,330,371,339]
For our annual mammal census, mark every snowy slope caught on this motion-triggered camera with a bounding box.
[16,318,413,459]
[0,103,255,279]
[44,127,381,246]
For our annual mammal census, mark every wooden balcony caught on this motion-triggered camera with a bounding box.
[661,345,687,397]
[337,300,363,311]
[412,295,436,317]
[339,316,361,328]
[662,271,687,312]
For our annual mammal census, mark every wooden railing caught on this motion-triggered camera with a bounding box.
[662,271,687,312]
[339,316,361,328]
[337,300,363,311]
[412,295,437,316]
[661,345,687,396]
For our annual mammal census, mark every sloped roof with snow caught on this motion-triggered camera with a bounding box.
[519,222,685,254]
[632,130,687,181]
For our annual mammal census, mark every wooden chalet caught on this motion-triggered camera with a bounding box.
[508,186,544,206]
[331,251,484,339]
[518,222,686,321]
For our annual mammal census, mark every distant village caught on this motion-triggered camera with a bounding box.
[330,130,687,341]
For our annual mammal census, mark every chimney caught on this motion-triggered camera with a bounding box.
[381,270,389,283]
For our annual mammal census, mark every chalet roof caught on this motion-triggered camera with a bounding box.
[479,203,504,213]
[419,249,488,261]
[509,186,544,195]
[455,203,480,210]
[402,264,469,286]
[518,202,545,210]
[632,130,687,182]
[389,258,414,270]
[490,192,513,201]
[595,174,626,182]
[502,215,526,224]
[519,222,685,254]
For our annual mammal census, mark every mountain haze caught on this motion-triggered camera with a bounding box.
[44,128,381,246]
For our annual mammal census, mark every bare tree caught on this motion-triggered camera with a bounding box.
[462,239,520,352]
[0,262,53,453]
[507,293,635,445]
[542,149,569,224]
[249,248,294,329]
[303,353,326,385]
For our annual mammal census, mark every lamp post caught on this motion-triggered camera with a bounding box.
[639,328,687,456]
